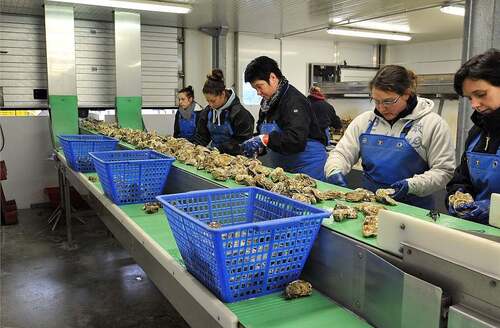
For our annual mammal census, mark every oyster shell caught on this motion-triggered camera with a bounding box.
[269,167,287,183]
[142,202,162,214]
[211,167,230,181]
[344,188,375,202]
[234,174,256,186]
[293,173,317,188]
[271,181,289,196]
[284,280,312,300]
[448,190,474,212]
[88,175,98,182]
[213,153,234,167]
[254,174,275,190]
[332,204,358,222]
[355,203,386,217]
[362,215,379,237]
[292,193,315,204]
[310,189,344,201]
[375,188,397,206]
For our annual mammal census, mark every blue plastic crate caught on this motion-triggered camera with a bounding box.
[90,150,175,205]
[156,187,330,303]
[58,134,119,172]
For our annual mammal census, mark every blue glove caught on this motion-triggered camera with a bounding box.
[326,172,347,187]
[390,180,409,201]
[242,135,267,157]
[457,200,490,223]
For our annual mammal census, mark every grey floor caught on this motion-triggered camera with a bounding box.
[0,208,190,328]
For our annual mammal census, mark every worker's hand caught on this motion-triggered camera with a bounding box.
[390,179,409,201]
[326,172,347,187]
[242,135,268,158]
[457,199,490,223]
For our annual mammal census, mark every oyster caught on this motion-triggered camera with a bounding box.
[249,164,272,177]
[142,202,162,214]
[254,174,275,190]
[332,204,358,222]
[229,164,249,179]
[211,167,230,181]
[448,190,474,212]
[234,174,256,186]
[292,193,315,204]
[284,280,313,300]
[344,188,375,202]
[207,221,222,229]
[310,189,343,201]
[293,173,317,188]
[269,167,287,183]
[355,203,386,217]
[213,153,234,167]
[362,215,379,237]
[271,181,289,196]
[375,188,398,206]
[88,175,98,182]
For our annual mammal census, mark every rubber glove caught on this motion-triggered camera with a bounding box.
[326,172,347,187]
[390,179,409,201]
[242,135,268,157]
[457,199,490,223]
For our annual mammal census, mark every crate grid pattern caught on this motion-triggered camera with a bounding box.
[58,135,118,172]
[90,150,174,204]
[157,187,329,302]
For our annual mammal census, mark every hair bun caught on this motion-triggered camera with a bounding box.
[207,69,224,82]
[186,85,193,92]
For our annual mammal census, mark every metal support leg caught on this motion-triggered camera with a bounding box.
[61,165,76,249]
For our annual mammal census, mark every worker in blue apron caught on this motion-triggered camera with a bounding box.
[447,49,500,224]
[360,118,434,209]
[307,86,342,146]
[325,65,455,210]
[241,56,328,181]
[173,85,203,142]
[192,69,254,155]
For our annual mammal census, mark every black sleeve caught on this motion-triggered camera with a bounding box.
[327,104,342,130]
[445,128,479,202]
[267,95,310,155]
[218,107,255,155]
[191,107,211,147]
[173,111,180,138]
[256,109,265,134]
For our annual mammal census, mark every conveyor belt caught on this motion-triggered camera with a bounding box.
[83,171,370,327]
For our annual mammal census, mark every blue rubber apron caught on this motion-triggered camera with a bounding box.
[466,133,500,202]
[179,111,197,141]
[259,122,327,181]
[207,110,233,150]
[359,117,434,209]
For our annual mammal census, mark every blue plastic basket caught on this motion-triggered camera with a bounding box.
[90,150,175,205]
[58,134,119,172]
[156,187,330,303]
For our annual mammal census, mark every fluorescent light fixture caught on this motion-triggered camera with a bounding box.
[330,16,410,33]
[326,27,412,41]
[440,5,465,16]
[48,0,192,14]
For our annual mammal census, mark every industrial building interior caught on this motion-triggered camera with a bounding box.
[0,0,499,327]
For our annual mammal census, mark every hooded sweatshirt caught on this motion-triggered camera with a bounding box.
[325,96,455,197]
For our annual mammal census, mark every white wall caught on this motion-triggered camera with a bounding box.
[0,117,58,209]
[386,38,462,74]
[184,28,212,107]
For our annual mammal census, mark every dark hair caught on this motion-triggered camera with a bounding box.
[202,69,225,96]
[244,56,283,83]
[454,48,500,96]
[369,65,417,95]
[178,85,194,98]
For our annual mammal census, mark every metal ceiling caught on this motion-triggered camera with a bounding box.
[0,0,464,41]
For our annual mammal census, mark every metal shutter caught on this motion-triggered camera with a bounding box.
[141,24,178,107]
[75,19,116,107]
[0,13,47,108]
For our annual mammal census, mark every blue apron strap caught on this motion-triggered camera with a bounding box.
[467,133,482,152]
[208,110,213,122]
[365,117,378,134]
[400,121,414,138]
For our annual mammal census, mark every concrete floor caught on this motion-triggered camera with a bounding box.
[0,208,190,328]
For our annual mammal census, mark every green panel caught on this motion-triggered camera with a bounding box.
[116,96,144,130]
[49,95,79,147]
[228,292,372,328]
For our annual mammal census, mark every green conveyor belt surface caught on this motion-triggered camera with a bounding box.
[83,171,371,327]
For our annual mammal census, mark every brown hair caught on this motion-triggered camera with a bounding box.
[369,65,417,95]
[202,69,226,96]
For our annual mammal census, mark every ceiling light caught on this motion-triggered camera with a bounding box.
[440,5,465,16]
[330,17,410,33]
[326,27,412,41]
[46,0,192,14]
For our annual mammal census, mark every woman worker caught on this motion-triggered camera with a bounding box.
[241,56,328,181]
[173,85,203,141]
[192,69,255,155]
[447,48,500,224]
[324,65,455,209]
[308,86,342,144]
